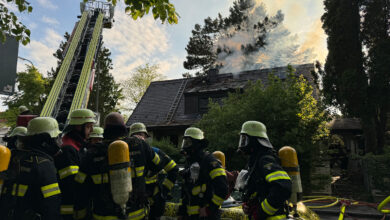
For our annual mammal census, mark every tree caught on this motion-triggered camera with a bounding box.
[47,32,70,87]
[88,45,123,124]
[196,66,328,186]
[320,0,390,153]
[0,0,32,44]
[183,23,217,74]
[361,0,390,153]
[121,63,165,111]
[1,0,178,45]
[0,65,49,127]
[183,0,313,75]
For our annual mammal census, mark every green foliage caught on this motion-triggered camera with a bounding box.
[319,0,390,153]
[121,63,165,111]
[151,137,183,163]
[0,1,32,45]
[196,66,329,181]
[321,0,366,116]
[88,45,123,124]
[0,66,48,127]
[360,146,390,194]
[89,0,179,24]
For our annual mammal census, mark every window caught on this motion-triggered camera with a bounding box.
[185,93,227,115]
[199,97,209,114]
[184,95,198,114]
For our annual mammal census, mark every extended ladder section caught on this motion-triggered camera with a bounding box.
[40,1,113,128]
[67,12,103,119]
[40,11,89,118]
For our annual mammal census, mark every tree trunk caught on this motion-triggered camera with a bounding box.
[362,117,378,154]
[376,106,388,154]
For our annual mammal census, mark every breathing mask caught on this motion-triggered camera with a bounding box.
[237,134,251,153]
[180,137,193,155]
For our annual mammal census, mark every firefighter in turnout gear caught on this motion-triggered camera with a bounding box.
[237,121,292,220]
[178,127,228,220]
[0,117,62,220]
[18,105,31,115]
[81,127,104,160]
[73,112,164,219]
[89,127,104,144]
[55,108,95,219]
[2,126,27,150]
[130,122,179,220]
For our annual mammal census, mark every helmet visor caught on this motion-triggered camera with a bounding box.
[238,134,249,149]
[181,137,193,150]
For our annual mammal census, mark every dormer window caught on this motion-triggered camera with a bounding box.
[184,93,226,115]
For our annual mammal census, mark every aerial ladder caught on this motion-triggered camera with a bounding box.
[33,1,114,128]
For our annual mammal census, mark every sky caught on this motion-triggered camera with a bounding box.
[10,0,327,81]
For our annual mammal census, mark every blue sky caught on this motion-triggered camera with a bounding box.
[10,0,327,81]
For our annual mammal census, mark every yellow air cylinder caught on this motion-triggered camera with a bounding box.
[0,145,11,196]
[279,146,303,205]
[108,140,132,214]
[212,151,225,168]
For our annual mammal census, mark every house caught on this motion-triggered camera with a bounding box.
[328,118,364,156]
[126,63,316,146]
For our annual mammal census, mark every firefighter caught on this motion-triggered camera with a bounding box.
[80,126,104,159]
[129,122,150,141]
[89,127,104,144]
[0,117,62,219]
[237,121,292,220]
[54,108,95,219]
[18,105,31,115]
[73,112,164,219]
[130,122,179,220]
[2,126,27,150]
[178,127,228,220]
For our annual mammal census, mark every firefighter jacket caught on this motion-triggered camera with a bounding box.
[0,148,61,220]
[145,147,179,218]
[54,131,84,217]
[73,137,164,220]
[178,152,228,219]
[243,150,292,220]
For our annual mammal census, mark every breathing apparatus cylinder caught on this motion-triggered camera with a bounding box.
[108,140,132,217]
[0,145,11,197]
[278,146,303,205]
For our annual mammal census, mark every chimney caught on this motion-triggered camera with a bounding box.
[206,68,219,83]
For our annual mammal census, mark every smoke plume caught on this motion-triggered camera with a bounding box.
[215,0,315,73]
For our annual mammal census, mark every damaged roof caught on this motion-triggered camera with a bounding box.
[126,63,315,128]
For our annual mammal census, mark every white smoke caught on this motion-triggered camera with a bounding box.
[215,1,315,73]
